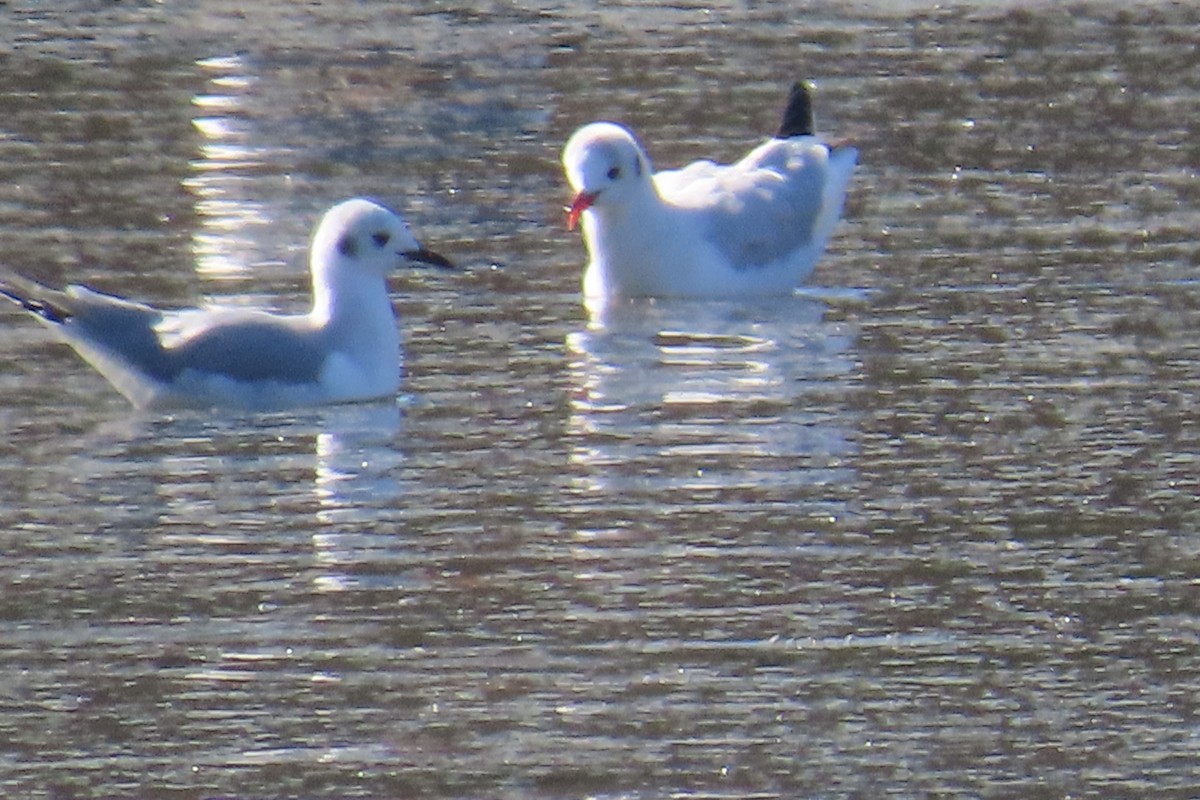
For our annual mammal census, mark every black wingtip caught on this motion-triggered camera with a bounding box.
[776,81,815,138]
[0,282,70,324]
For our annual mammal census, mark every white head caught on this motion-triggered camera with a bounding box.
[561,122,654,230]
[311,198,451,277]
[308,198,452,319]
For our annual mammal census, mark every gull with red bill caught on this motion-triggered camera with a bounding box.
[1,198,454,410]
[562,81,856,304]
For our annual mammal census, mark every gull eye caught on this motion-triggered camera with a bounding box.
[372,231,391,248]
[607,166,621,180]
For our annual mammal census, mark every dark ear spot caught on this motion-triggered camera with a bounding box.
[372,231,391,248]
[635,155,644,177]
[338,234,358,257]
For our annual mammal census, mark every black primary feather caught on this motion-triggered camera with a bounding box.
[0,281,70,324]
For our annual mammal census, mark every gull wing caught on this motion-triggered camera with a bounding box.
[654,137,848,270]
[3,278,327,385]
[152,306,328,384]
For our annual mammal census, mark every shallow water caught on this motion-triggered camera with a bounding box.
[1,2,1198,798]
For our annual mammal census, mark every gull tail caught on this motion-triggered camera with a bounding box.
[776,81,815,139]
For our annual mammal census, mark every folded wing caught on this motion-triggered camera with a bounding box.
[654,137,838,271]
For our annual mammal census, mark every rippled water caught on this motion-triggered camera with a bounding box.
[2,2,1199,798]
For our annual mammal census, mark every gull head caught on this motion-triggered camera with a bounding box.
[311,198,454,278]
[562,122,652,230]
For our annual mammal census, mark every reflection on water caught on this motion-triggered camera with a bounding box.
[311,402,408,593]
[566,296,857,518]
[187,54,276,279]
[42,401,405,550]
[313,402,405,522]
[2,2,1200,798]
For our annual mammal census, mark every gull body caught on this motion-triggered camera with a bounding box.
[562,82,856,303]
[0,198,452,410]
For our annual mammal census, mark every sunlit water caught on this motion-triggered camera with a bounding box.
[1,2,1198,798]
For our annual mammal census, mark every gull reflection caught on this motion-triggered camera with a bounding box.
[312,402,405,525]
[58,401,406,596]
[309,401,407,593]
[565,294,859,502]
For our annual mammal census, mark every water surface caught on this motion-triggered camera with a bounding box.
[1,2,1198,798]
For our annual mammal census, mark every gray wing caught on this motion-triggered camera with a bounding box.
[656,137,830,270]
[60,286,180,379]
[31,284,325,384]
[4,278,329,385]
[1,279,178,379]
[154,307,328,384]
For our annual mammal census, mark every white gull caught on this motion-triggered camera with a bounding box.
[562,81,857,304]
[0,198,453,410]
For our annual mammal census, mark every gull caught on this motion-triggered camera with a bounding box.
[0,198,453,410]
[562,81,856,303]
